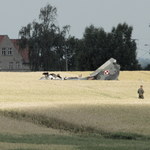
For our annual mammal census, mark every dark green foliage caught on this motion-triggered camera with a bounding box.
[19,4,140,71]
[19,4,70,71]
[144,64,150,70]
[65,36,79,71]
[110,23,139,70]
[76,25,110,70]
[76,23,140,71]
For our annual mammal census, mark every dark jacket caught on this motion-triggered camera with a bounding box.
[138,87,144,99]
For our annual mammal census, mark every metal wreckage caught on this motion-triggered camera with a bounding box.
[40,58,120,80]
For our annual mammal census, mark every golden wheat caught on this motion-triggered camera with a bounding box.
[0,71,150,136]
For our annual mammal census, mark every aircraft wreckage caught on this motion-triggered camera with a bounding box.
[40,58,120,80]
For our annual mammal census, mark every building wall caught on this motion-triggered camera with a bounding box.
[0,35,30,71]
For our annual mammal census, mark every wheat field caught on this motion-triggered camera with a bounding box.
[0,71,150,150]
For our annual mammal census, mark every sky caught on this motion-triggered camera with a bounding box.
[0,0,150,58]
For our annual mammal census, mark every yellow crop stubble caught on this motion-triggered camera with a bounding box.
[0,71,150,136]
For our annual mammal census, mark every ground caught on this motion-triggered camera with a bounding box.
[0,71,150,150]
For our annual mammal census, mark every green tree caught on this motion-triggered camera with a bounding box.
[19,4,70,71]
[64,36,81,71]
[144,64,150,70]
[77,25,108,70]
[76,23,140,71]
[110,23,139,70]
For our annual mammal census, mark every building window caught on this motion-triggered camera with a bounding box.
[2,48,6,56]
[8,50,12,55]
[1,48,13,56]
[16,62,20,69]
[8,48,12,55]
[9,62,13,70]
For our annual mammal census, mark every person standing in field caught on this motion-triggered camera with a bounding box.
[137,85,144,99]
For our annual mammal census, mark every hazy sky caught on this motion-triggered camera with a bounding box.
[0,0,150,58]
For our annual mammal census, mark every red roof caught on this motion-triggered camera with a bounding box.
[0,35,29,63]
[11,39,29,63]
[0,35,5,43]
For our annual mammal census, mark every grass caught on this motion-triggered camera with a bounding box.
[1,133,150,150]
[0,71,150,149]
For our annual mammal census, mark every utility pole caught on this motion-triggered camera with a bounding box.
[65,49,68,71]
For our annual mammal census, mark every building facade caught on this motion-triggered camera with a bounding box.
[0,35,30,71]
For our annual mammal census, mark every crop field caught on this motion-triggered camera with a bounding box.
[0,71,150,150]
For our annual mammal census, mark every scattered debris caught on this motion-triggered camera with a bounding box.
[39,58,120,80]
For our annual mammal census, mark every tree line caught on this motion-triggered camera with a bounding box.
[19,4,142,71]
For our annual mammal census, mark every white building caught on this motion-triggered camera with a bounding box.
[0,35,30,71]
